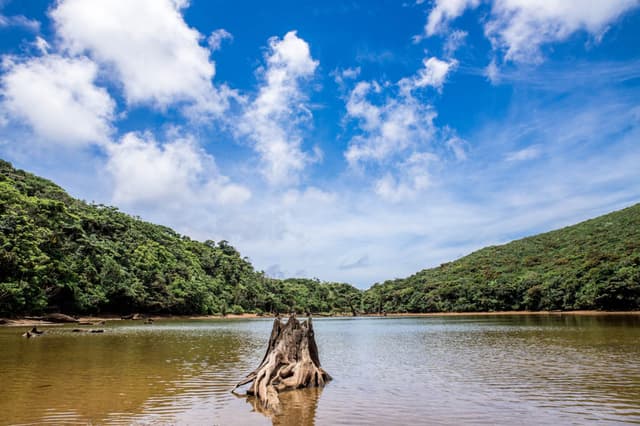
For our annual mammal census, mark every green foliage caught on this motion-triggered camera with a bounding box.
[362,204,640,313]
[0,160,361,316]
[1,159,638,316]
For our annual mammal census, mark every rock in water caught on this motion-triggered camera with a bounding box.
[232,315,331,411]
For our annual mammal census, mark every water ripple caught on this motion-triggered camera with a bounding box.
[1,316,639,425]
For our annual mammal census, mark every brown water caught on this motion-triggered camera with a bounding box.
[1,315,639,425]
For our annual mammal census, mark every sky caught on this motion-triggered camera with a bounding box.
[1,0,639,287]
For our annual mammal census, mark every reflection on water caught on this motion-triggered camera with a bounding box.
[1,315,639,425]
[244,387,324,426]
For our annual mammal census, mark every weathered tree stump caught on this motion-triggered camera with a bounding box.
[232,315,332,411]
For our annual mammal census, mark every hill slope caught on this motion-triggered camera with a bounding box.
[362,204,640,312]
[2,160,638,316]
[0,160,360,316]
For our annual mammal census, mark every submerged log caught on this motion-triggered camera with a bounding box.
[232,315,332,411]
[42,313,78,323]
[121,313,143,320]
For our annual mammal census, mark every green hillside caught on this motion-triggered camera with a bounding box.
[362,204,640,313]
[1,159,638,316]
[0,160,360,316]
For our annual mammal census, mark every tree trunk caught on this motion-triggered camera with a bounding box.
[232,315,332,411]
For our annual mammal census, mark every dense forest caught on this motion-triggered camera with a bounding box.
[362,204,640,313]
[0,160,360,316]
[1,160,639,316]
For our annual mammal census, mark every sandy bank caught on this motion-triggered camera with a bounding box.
[2,310,638,327]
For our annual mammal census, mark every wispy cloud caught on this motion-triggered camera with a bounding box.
[236,31,320,186]
[505,145,541,162]
[0,14,40,32]
[420,0,640,64]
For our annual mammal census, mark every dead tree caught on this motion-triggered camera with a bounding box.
[232,315,332,411]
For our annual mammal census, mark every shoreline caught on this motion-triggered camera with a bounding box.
[2,310,639,327]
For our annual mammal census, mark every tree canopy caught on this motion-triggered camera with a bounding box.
[1,159,638,316]
[361,203,640,313]
[0,160,360,316]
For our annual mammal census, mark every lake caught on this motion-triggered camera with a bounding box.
[1,315,639,425]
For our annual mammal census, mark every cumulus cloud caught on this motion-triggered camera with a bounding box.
[422,0,640,63]
[424,0,480,36]
[51,0,229,113]
[237,31,320,186]
[345,80,436,167]
[0,54,114,145]
[485,0,640,63]
[342,54,460,201]
[399,56,457,93]
[343,54,455,169]
[106,132,250,208]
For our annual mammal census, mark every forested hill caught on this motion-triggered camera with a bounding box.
[0,160,360,316]
[362,203,640,313]
[1,159,638,317]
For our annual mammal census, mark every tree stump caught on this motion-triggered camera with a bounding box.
[232,315,332,411]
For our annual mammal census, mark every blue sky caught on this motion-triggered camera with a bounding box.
[1,0,639,287]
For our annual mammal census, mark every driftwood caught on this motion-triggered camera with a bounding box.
[232,315,331,411]
[24,313,78,323]
[43,313,78,323]
[121,313,143,320]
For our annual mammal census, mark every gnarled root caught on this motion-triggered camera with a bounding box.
[232,315,332,411]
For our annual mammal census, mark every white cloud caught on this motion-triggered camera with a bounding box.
[345,80,436,167]
[424,0,480,36]
[106,132,250,207]
[33,36,50,54]
[0,54,114,145]
[208,28,233,52]
[485,0,640,63]
[485,58,501,84]
[444,30,468,57]
[505,145,541,162]
[342,54,459,201]
[237,31,320,186]
[341,67,361,80]
[375,152,438,202]
[0,14,40,32]
[446,136,468,161]
[422,0,640,63]
[333,66,361,85]
[51,0,227,113]
[344,54,454,171]
[400,56,457,93]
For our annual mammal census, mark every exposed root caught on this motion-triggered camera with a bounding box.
[233,315,331,411]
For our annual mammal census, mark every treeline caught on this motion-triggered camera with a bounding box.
[361,204,640,313]
[1,160,639,316]
[0,160,360,316]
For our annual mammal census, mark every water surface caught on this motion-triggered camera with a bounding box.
[1,315,639,425]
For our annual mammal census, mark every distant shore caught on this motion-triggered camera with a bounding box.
[2,310,639,327]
